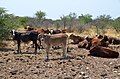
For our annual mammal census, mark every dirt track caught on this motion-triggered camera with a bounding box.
[0,41,120,79]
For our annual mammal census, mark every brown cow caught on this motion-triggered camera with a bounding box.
[39,33,68,60]
[24,26,34,31]
[108,37,120,45]
[78,36,92,50]
[69,34,84,44]
[89,46,119,58]
[91,35,109,47]
[49,29,67,35]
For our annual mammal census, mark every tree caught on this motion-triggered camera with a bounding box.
[112,17,120,32]
[0,7,7,26]
[18,16,29,26]
[93,14,112,34]
[60,15,68,29]
[0,7,19,43]
[78,14,92,25]
[35,10,46,22]
[53,19,61,29]
[60,12,77,30]
[68,12,77,29]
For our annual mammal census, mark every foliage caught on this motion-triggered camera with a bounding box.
[93,15,112,34]
[112,17,120,32]
[35,10,46,22]
[0,6,120,45]
[78,14,92,25]
[18,16,29,26]
[60,12,77,30]
[0,7,20,42]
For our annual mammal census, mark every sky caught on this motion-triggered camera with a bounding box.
[0,0,120,20]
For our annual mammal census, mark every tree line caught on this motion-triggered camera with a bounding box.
[0,7,120,44]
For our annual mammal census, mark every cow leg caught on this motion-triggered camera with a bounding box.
[38,38,43,49]
[45,45,50,61]
[17,41,21,53]
[62,44,67,58]
[33,41,37,54]
[29,41,35,48]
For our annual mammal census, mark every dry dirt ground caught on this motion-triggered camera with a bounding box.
[0,41,120,79]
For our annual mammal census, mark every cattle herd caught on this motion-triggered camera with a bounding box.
[10,26,120,61]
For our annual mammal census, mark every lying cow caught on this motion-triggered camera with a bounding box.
[78,36,92,50]
[50,29,61,34]
[24,26,34,31]
[91,35,109,47]
[39,33,68,60]
[107,37,120,45]
[49,29,67,35]
[10,29,39,53]
[69,34,84,44]
[89,46,119,58]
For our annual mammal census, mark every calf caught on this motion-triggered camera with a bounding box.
[11,30,39,53]
[39,33,68,60]
[89,46,119,58]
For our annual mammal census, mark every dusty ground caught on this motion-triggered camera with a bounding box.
[0,41,120,79]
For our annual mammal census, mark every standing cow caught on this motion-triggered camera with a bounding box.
[39,33,68,60]
[10,29,39,53]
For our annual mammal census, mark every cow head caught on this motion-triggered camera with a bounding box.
[10,29,16,36]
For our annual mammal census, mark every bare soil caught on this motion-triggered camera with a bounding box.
[0,41,120,79]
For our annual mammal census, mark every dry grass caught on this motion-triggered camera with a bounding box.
[105,28,120,38]
[16,26,120,38]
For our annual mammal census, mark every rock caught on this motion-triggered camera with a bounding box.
[6,58,11,62]
[86,67,89,70]
[113,71,117,73]
[4,53,9,56]
[80,72,85,76]
[100,73,107,77]
[83,75,89,79]
[118,73,120,76]
[64,76,72,79]
[10,69,18,75]
[71,68,75,72]
[0,61,4,64]
[36,65,40,68]
[109,62,113,65]
[74,73,82,79]
[114,65,120,69]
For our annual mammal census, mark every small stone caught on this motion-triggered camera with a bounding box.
[71,68,75,71]
[115,77,120,79]
[10,69,18,75]
[100,73,107,77]
[113,71,117,73]
[86,67,89,70]
[0,61,4,64]
[109,62,112,65]
[80,72,85,75]
[114,65,120,69]
[64,76,72,79]
[118,73,120,75]
[83,75,89,78]
[36,65,40,68]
